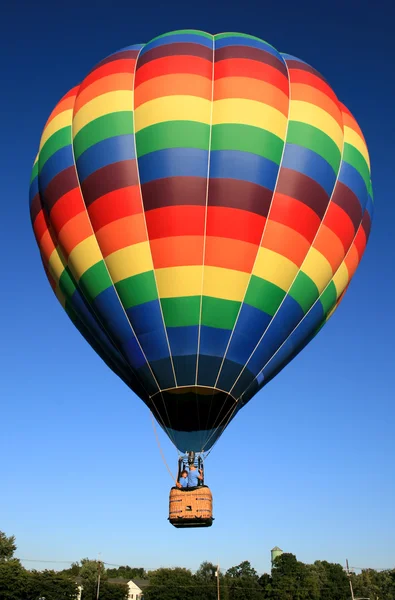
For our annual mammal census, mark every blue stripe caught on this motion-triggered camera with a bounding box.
[113,44,145,53]
[126,300,164,335]
[282,144,336,195]
[139,32,213,55]
[38,146,74,192]
[137,147,208,184]
[281,53,309,64]
[247,295,305,375]
[168,326,198,355]
[338,162,368,212]
[29,176,39,205]
[137,331,171,362]
[199,325,232,357]
[215,35,280,59]
[76,135,135,181]
[226,305,272,365]
[262,301,324,381]
[210,150,278,190]
[365,194,373,222]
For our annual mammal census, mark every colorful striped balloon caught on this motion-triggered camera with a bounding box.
[30,30,373,452]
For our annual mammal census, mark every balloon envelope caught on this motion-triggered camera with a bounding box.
[30,30,373,452]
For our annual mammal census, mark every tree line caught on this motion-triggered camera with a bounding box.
[1,530,394,600]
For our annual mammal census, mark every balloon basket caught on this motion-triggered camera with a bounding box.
[168,485,214,528]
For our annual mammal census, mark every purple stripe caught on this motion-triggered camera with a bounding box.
[276,169,329,219]
[80,160,139,206]
[215,45,288,77]
[137,42,213,68]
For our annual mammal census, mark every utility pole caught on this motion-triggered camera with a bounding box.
[346,560,370,600]
[216,563,220,600]
[96,554,102,600]
[346,560,355,600]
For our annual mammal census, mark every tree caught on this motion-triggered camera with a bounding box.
[143,567,196,600]
[195,561,224,600]
[26,570,78,600]
[80,558,106,600]
[225,560,262,600]
[0,559,28,600]
[106,565,146,579]
[313,560,349,600]
[0,532,17,561]
[97,581,129,600]
[271,553,319,600]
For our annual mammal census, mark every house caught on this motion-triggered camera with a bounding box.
[75,577,149,600]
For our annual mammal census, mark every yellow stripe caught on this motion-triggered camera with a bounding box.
[156,266,203,297]
[203,266,250,302]
[73,91,133,135]
[48,247,66,282]
[344,126,370,170]
[289,101,343,151]
[332,262,349,297]
[105,243,153,283]
[68,236,103,280]
[253,248,298,290]
[40,110,72,149]
[134,96,211,132]
[212,99,287,139]
[55,286,67,308]
[301,248,333,293]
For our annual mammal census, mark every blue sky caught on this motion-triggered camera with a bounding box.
[1,0,394,576]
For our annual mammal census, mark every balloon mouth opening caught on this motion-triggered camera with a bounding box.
[149,385,237,434]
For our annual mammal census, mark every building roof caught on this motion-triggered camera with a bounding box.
[132,579,150,589]
[271,546,283,552]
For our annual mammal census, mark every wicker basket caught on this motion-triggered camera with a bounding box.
[169,486,213,528]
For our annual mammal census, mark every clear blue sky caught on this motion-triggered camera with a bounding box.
[1,0,394,577]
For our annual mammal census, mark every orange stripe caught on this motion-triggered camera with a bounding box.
[33,210,48,243]
[313,224,345,271]
[205,236,257,273]
[74,73,134,113]
[150,235,203,268]
[40,230,56,260]
[78,59,136,93]
[46,90,77,126]
[261,220,310,267]
[134,73,212,107]
[344,244,359,278]
[95,214,147,257]
[341,105,367,144]
[58,212,92,258]
[214,77,289,116]
[291,83,343,129]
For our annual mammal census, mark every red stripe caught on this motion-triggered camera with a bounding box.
[206,206,265,244]
[214,59,289,96]
[269,194,321,244]
[145,206,205,239]
[88,186,143,231]
[323,203,355,253]
[135,56,212,87]
[79,59,137,92]
[50,188,84,233]
[287,69,339,105]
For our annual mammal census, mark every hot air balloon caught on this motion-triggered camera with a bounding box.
[30,30,373,528]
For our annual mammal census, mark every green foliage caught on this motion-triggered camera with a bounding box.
[0,532,17,561]
[26,570,78,600]
[0,559,28,600]
[106,565,146,579]
[80,559,106,600]
[143,567,196,600]
[225,560,262,600]
[97,581,129,600]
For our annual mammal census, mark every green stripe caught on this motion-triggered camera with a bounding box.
[287,122,341,174]
[116,271,157,309]
[150,30,213,42]
[30,161,39,184]
[289,271,319,313]
[245,276,286,315]
[136,121,210,157]
[343,143,371,191]
[79,261,112,302]
[73,112,134,159]
[211,124,283,164]
[161,296,200,327]
[38,128,71,171]
[319,281,337,316]
[201,296,240,329]
[59,268,77,299]
[214,32,275,49]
